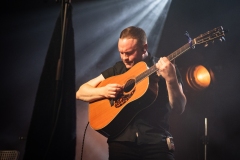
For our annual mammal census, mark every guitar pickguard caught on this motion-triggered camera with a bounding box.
[114,89,135,108]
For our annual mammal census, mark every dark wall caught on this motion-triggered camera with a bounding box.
[1,0,240,160]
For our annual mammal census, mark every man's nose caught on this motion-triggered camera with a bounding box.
[122,53,129,59]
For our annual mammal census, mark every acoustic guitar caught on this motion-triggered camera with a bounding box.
[89,26,226,137]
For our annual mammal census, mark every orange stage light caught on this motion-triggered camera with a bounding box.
[186,65,212,91]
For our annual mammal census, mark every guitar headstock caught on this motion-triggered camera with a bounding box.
[194,26,226,46]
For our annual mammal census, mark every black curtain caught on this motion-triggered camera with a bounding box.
[24,3,76,160]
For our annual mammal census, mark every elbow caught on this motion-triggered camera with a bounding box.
[172,104,185,114]
[76,91,88,102]
[172,105,185,114]
[76,87,92,102]
[171,96,187,114]
[177,105,185,114]
[76,90,81,100]
[76,84,86,100]
[76,87,84,100]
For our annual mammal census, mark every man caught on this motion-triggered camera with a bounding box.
[76,26,186,160]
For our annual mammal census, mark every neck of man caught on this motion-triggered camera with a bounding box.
[142,51,149,62]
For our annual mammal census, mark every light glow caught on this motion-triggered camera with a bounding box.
[186,65,212,90]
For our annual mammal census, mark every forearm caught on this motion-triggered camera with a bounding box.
[76,74,123,102]
[76,84,105,102]
[76,74,106,102]
[166,79,186,114]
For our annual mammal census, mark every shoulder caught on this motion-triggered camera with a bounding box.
[114,61,125,69]
[102,61,127,79]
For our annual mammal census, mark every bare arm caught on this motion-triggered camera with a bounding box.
[76,74,122,102]
[156,57,187,114]
[166,78,186,114]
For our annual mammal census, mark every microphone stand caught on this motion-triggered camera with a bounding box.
[202,118,209,160]
[53,0,71,113]
[45,0,72,159]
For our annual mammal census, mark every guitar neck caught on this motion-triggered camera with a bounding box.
[167,41,194,61]
[136,41,194,83]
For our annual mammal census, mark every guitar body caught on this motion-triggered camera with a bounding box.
[89,62,158,137]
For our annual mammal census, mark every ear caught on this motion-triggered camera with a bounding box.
[142,43,148,60]
[143,43,148,53]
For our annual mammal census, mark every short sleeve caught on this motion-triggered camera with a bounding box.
[101,61,127,79]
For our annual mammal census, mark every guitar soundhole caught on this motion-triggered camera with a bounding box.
[124,79,135,93]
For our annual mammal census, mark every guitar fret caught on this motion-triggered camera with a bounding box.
[135,42,193,83]
[167,42,192,61]
[136,65,158,83]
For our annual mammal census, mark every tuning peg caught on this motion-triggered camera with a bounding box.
[204,43,208,47]
[219,37,225,42]
[223,29,229,33]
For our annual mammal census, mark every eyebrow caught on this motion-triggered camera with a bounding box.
[120,48,137,54]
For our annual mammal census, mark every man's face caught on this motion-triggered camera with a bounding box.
[118,38,144,69]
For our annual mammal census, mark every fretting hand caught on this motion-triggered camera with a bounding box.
[156,57,177,83]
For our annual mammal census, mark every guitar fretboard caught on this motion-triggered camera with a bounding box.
[135,41,193,83]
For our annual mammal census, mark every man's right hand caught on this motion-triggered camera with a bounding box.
[103,84,123,98]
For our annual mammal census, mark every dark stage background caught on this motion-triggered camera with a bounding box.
[1,0,240,160]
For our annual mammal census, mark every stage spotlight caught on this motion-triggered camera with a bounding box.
[186,65,213,91]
